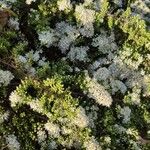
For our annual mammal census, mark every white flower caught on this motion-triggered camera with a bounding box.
[44,122,60,138]
[28,67,36,76]
[0,111,9,124]
[26,0,36,5]
[0,1,8,8]
[38,30,57,47]
[114,124,126,133]
[67,46,89,62]
[28,100,44,113]
[79,23,94,37]
[9,91,21,107]
[92,33,117,54]
[56,22,79,39]
[73,106,89,128]
[57,0,72,11]
[86,105,98,128]
[18,50,46,75]
[0,70,14,86]
[83,0,93,6]
[8,18,19,30]
[32,51,40,61]
[75,4,95,25]
[130,92,141,105]
[87,77,112,107]
[130,140,142,150]
[56,22,80,53]
[38,57,47,66]
[143,75,150,97]
[114,0,123,7]
[93,67,110,81]
[104,136,111,144]
[93,37,109,53]
[61,126,72,135]
[58,36,73,53]
[125,72,143,88]
[130,0,150,22]
[37,130,47,143]
[110,79,127,94]
[89,58,108,72]
[5,134,20,150]
[18,55,27,63]
[94,0,105,11]
[84,137,101,150]
[48,141,58,150]
[119,106,131,124]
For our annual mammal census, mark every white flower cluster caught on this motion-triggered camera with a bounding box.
[26,0,36,5]
[125,87,141,105]
[18,50,47,76]
[114,124,126,134]
[143,75,150,97]
[85,105,99,128]
[87,77,112,107]
[61,126,72,135]
[83,0,93,7]
[104,136,111,144]
[108,62,130,79]
[5,134,20,150]
[110,79,127,95]
[44,122,60,138]
[79,23,94,37]
[131,0,150,23]
[75,4,95,25]
[92,31,118,54]
[8,18,19,30]
[89,58,108,72]
[57,0,72,11]
[84,136,101,150]
[67,46,89,62]
[9,91,22,107]
[90,48,147,96]
[118,48,143,70]
[119,106,131,124]
[28,100,44,114]
[48,141,58,150]
[113,0,123,7]
[37,129,47,143]
[56,22,80,53]
[0,70,14,87]
[0,0,16,8]
[73,106,89,128]
[125,72,143,89]
[0,110,9,124]
[93,67,110,81]
[129,140,142,150]
[38,30,58,48]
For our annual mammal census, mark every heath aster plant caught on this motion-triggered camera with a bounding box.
[0,0,150,149]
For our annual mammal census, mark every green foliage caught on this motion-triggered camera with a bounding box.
[96,0,109,25]
[115,8,150,48]
[3,75,92,149]
[0,30,17,56]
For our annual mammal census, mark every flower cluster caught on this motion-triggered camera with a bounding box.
[0,0,150,149]
[0,70,14,86]
[5,134,20,150]
[26,0,36,5]
[87,76,112,107]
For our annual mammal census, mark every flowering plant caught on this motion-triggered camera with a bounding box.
[0,0,150,149]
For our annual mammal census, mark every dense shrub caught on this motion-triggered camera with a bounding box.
[0,0,150,149]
